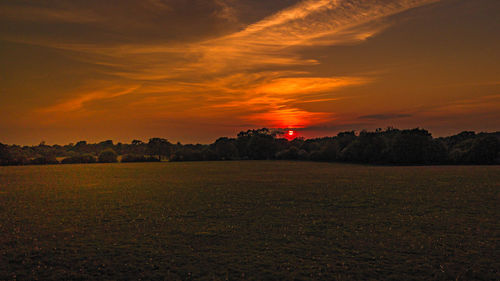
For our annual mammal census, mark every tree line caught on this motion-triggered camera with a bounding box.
[1,128,499,166]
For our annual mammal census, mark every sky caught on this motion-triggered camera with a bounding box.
[1,0,499,145]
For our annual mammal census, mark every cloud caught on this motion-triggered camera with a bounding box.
[7,0,443,134]
[254,77,368,95]
[0,5,101,23]
[359,113,412,120]
[227,0,440,45]
[293,122,371,132]
[40,84,140,113]
[143,0,171,11]
[418,94,500,117]
[7,0,441,75]
[245,107,334,128]
[204,74,369,127]
[168,0,440,75]
[213,0,239,22]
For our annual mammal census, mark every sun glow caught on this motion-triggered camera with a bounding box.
[285,129,297,140]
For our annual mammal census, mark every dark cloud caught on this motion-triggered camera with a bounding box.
[0,0,238,45]
[0,0,302,45]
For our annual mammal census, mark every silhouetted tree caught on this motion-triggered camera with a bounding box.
[1,145,29,165]
[129,139,146,155]
[170,147,204,161]
[297,149,309,160]
[336,131,356,151]
[74,141,91,154]
[147,138,172,161]
[320,142,338,161]
[98,149,118,163]
[214,137,238,160]
[237,128,278,160]
[0,143,12,166]
[467,136,500,164]
[275,146,300,160]
[340,131,386,163]
[388,129,434,164]
[0,127,499,166]
[201,148,218,161]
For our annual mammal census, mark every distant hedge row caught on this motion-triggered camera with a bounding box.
[169,128,500,165]
[0,148,158,165]
[1,128,499,166]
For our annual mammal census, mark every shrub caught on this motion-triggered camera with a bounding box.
[170,148,204,161]
[61,154,96,164]
[309,150,325,161]
[297,149,309,161]
[30,156,59,165]
[201,149,218,161]
[467,136,500,164]
[98,149,118,163]
[121,154,160,163]
[275,146,299,160]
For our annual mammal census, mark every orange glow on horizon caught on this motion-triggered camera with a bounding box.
[1,0,500,145]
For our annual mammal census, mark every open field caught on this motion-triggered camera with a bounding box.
[0,161,499,280]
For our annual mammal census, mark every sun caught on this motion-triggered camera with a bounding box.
[285,130,297,140]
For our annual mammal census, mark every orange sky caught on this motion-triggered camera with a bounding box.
[1,0,500,144]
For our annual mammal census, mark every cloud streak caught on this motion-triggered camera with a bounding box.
[40,85,141,113]
[2,0,446,139]
[359,113,412,120]
[164,0,441,75]
[11,0,440,76]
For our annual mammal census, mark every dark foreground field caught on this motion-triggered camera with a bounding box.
[0,162,498,280]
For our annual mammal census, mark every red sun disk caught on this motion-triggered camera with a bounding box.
[285,130,297,140]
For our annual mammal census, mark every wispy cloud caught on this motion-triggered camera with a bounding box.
[359,113,412,120]
[232,0,438,45]
[40,85,140,113]
[14,0,440,75]
[213,0,238,22]
[420,94,500,116]
[15,0,442,131]
[246,107,334,128]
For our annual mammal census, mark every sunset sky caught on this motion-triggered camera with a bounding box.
[1,0,499,145]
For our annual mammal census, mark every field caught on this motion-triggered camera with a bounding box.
[0,161,499,280]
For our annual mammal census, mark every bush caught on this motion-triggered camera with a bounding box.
[297,149,309,161]
[61,154,96,164]
[0,144,30,165]
[170,148,204,161]
[467,136,500,164]
[309,150,325,161]
[98,149,118,163]
[4,152,29,165]
[30,156,59,165]
[121,154,160,163]
[275,146,299,160]
[201,149,218,161]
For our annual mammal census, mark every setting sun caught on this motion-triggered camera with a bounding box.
[1,1,499,279]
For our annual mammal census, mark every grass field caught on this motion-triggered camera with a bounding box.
[0,161,499,280]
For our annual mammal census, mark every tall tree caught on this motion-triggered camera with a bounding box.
[147,138,172,161]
